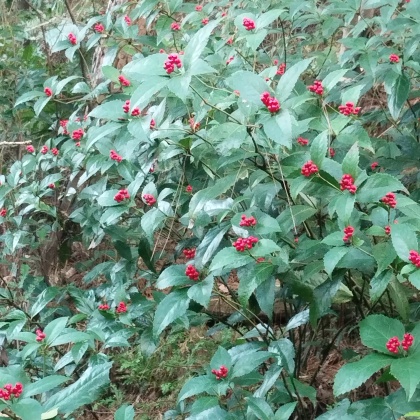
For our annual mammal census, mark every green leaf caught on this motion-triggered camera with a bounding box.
[15,90,44,107]
[156,265,189,289]
[188,274,214,307]
[246,396,274,419]
[388,74,409,120]
[23,376,68,398]
[391,352,420,400]
[225,71,270,105]
[184,19,220,68]
[310,131,328,167]
[153,290,190,337]
[322,69,348,91]
[114,404,135,420]
[189,174,237,220]
[262,110,292,148]
[210,346,232,370]
[238,263,274,306]
[391,223,418,262]
[130,77,168,109]
[210,247,254,274]
[178,376,214,402]
[278,205,317,233]
[388,278,409,322]
[195,224,230,270]
[270,338,295,374]
[333,353,391,396]
[10,398,43,420]
[324,247,349,276]
[102,65,120,82]
[44,317,68,346]
[231,351,273,378]
[30,287,59,318]
[276,58,314,102]
[275,402,297,420]
[360,314,405,353]
[372,242,397,276]
[357,174,407,203]
[341,142,359,179]
[88,100,126,120]
[86,122,121,151]
[137,235,156,273]
[409,270,420,289]
[43,362,112,413]
[34,96,51,116]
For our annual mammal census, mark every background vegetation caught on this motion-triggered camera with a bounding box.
[1,0,420,419]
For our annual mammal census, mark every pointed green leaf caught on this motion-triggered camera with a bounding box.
[334,353,391,396]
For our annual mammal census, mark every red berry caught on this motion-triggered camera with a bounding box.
[389,54,399,63]
[301,160,318,177]
[243,17,255,31]
[44,87,53,97]
[118,75,130,87]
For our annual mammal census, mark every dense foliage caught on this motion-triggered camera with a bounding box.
[1,0,420,418]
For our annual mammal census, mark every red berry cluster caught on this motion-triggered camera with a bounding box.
[123,100,130,113]
[51,147,59,156]
[409,250,420,268]
[211,365,228,380]
[114,189,130,203]
[381,192,397,208]
[0,383,23,400]
[338,102,361,116]
[186,185,193,193]
[297,137,309,146]
[0,208,6,217]
[276,63,286,75]
[386,333,414,354]
[143,194,156,206]
[150,119,156,129]
[308,80,324,95]
[243,17,255,31]
[48,183,55,189]
[72,128,84,141]
[226,37,233,45]
[60,119,69,134]
[186,264,200,281]
[124,16,131,25]
[260,91,280,113]
[171,22,181,31]
[44,87,53,97]
[118,75,130,87]
[385,225,391,235]
[94,23,104,33]
[116,302,127,314]
[164,54,182,74]
[329,147,335,157]
[189,118,200,131]
[183,248,196,259]
[343,226,354,242]
[110,150,123,162]
[98,304,110,310]
[371,162,379,170]
[41,145,49,154]
[386,336,400,354]
[301,160,318,177]
[131,107,141,116]
[202,17,209,25]
[36,329,46,342]
[233,236,259,252]
[389,54,399,63]
[26,145,35,153]
[226,56,234,65]
[402,333,414,351]
[340,174,357,194]
[239,215,256,227]
[68,33,77,45]
[196,5,203,11]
